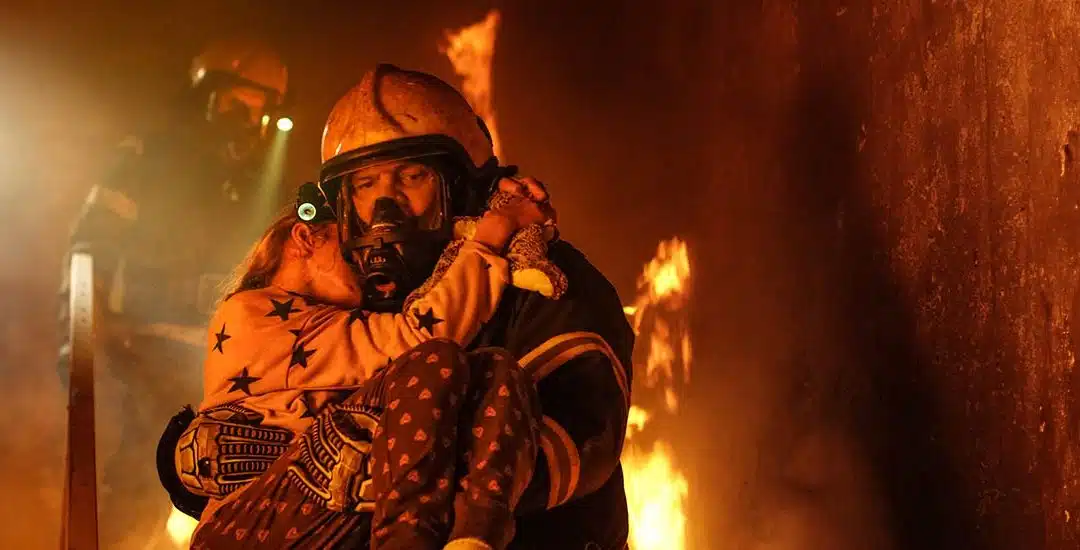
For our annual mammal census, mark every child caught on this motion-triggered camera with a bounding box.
[182,182,551,550]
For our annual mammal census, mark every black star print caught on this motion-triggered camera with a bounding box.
[413,307,444,334]
[290,344,316,369]
[212,323,231,354]
[226,367,260,396]
[299,392,318,419]
[347,308,366,327]
[289,329,303,341]
[266,298,301,321]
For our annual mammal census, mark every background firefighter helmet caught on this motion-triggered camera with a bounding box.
[315,64,510,311]
[190,37,288,137]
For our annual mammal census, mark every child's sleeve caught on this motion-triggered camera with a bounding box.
[286,240,510,387]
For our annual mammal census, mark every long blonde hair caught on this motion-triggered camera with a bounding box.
[219,207,331,302]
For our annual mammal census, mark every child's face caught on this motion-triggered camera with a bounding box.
[303,224,364,309]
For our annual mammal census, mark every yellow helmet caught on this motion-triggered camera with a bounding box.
[320,64,495,178]
[190,38,288,104]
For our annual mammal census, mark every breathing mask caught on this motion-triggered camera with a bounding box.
[346,196,445,312]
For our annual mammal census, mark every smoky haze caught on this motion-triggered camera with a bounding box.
[4,1,1077,549]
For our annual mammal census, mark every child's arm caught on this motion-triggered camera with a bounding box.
[204,204,536,396]
[362,239,509,356]
[280,239,510,387]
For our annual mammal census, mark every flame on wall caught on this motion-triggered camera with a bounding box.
[440,10,503,159]
[622,239,692,550]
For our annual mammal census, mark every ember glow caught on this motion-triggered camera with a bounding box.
[623,238,692,550]
[440,9,503,159]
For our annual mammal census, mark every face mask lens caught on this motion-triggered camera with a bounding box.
[322,153,461,311]
[343,161,448,236]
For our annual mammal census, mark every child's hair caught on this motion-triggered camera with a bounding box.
[218,207,332,302]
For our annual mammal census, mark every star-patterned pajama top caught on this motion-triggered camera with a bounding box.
[198,239,509,435]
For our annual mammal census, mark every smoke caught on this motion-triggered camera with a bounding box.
[0,37,121,549]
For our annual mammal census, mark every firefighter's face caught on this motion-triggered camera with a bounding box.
[346,160,441,228]
[214,85,270,127]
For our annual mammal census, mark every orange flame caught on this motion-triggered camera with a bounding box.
[623,238,692,550]
[629,238,692,412]
[441,10,503,159]
[623,417,690,550]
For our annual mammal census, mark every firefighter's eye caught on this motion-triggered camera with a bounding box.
[400,167,432,185]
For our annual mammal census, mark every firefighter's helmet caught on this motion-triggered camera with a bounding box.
[313,65,507,312]
[189,38,289,131]
[190,38,288,104]
[320,64,495,177]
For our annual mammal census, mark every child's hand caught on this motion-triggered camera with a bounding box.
[489,194,551,229]
[497,175,557,225]
[498,175,549,202]
[474,195,552,252]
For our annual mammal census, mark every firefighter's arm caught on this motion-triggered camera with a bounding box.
[58,138,144,378]
[69,136,143,269]
[513,242,636,511]
[65,136,144,319]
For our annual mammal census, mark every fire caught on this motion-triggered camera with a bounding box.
[623,425,690,550]
[440,9,503,159]
[629,238,692,412]
[623,238,692,550]
[165,505,198,547]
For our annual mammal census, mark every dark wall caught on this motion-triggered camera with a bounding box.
[685,1,1080,548]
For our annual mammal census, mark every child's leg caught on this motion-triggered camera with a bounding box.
[368,343,541,550]
[191,339,540,550]
[367,339,478,550]
[446,347,542,550]
[189,339,463,550]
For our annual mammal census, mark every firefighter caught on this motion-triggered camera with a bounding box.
[59,37,291,549]
[313,66,634,550]
[162,64,634,549]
